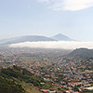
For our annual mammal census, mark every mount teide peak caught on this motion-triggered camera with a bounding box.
[53,33,74,41]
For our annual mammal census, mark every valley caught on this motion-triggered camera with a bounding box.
[0,48,93,93]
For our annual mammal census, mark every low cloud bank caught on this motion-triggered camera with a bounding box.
[9,41,93,49]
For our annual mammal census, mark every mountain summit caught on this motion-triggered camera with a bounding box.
[53,33,74,41]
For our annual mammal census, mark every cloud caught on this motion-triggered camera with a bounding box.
[9,41,93,49]
[38,0,50,3]
[37,0,93,11]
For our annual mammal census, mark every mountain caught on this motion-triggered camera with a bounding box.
[0,34,75,46]
[68,48,93,58]
[0,35,56,45]
[53,33,74,41]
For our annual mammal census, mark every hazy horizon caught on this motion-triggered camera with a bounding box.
[0,0,93,41]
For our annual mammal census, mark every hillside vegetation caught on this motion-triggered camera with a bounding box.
[68,48,93,59]
[0,65,43,93]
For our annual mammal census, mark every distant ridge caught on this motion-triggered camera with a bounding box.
[0,35,56,45]
[68,48,93,58]
[53,33,74,41]
[0,33,75,46]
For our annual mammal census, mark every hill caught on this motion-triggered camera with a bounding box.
[68,48,93,58]
[53,33,74,41]
[0,65,44,93]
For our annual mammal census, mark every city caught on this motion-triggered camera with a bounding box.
[0,47,93,93]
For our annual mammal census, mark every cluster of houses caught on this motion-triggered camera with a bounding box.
[0,48,93,93]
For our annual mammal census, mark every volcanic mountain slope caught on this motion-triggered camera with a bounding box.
[0,33,75,45]
[0,35,56,45]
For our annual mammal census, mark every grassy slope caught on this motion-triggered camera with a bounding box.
[0,65,42,93]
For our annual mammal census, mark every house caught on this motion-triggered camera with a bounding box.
[41,89,50,93]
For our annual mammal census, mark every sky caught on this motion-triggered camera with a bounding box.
[0,0,93,41]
